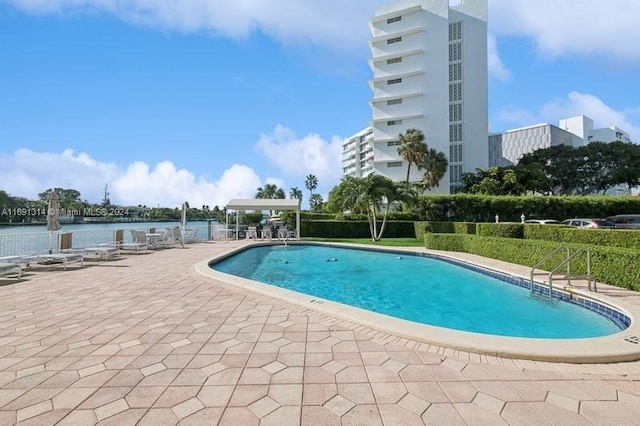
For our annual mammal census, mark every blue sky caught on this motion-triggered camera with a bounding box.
[1,0,639,209]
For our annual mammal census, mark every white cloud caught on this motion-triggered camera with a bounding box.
[0,149,263,208]
[496,92,639,142]
[4,0,388,52]
[487,33,510,81]
[541,91,640,141]
[490,0,640,64]
[255,124,343,197]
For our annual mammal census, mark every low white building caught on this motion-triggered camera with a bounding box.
[489,115,633,195]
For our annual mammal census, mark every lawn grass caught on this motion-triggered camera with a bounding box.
[301,237,423,247]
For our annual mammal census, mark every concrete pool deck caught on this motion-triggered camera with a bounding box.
[1,240,639,425]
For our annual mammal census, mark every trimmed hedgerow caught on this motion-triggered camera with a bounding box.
[301,220,415,239]
[476,223,524,239]
[524,225,640,250]
[414,221,476,240]
[424,233,640,291]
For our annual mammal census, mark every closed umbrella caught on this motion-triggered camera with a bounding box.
[180,202,187,247]
[46,191,61,253]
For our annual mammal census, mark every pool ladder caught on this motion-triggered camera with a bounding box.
[530,246,595,298]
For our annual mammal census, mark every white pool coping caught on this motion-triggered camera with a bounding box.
[195,242,640,363]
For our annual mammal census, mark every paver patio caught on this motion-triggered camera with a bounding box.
[1,240,640,425]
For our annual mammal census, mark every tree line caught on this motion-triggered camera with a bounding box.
[460,141,640,196]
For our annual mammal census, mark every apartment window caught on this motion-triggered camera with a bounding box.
[387,98,402,105]
[449,83,462,102]
[449,21,462,42]
[449,103,462,122]
[449,143,463,163]
[449,63,462,82]
[387,36,402,44]
[387,141,401,146]
[387,120,403,126]
[387,16,402,24]
[448,42,462,62]
[387,161,402,168]
[449,124,463,142]
[449,164,463,182]
[387,78,402,85]
[387,57,402,64]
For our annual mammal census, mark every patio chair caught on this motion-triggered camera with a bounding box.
[154,228,178,249]
[183,227,198,243]
[246,226,258,240]
[119,230,148,253]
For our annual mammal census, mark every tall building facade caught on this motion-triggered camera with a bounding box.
[342,127,374,178]
[366,0,488,193]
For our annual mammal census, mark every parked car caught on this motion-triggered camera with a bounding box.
[560,218,615,229]
[605,214,640,229]
[524,219,561,225]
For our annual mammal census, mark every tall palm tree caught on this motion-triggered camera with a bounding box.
[289,187,303,201]
[305,174,318,208]
[418,148,449,192]
[255,184,285,199]
[397,128,427,183]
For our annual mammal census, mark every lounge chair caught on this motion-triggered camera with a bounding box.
[35,232,85,270]
[0,262,22,281]
[83,244,120,260]
[36,252,84,270]
[119,230,148,253]
[154,228,178,249]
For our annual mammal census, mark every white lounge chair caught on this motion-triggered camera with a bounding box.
[36,252,84,270]
[0,262,22,281]
[154,228,178,249]
[83,244,120,260]
[119,230,148,253]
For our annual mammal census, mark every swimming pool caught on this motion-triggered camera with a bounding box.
[211,244,624,339]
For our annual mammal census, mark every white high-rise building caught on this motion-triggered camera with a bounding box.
[365,0,488,193]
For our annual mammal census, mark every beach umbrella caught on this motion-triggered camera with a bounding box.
[180,202,187,247]
[181,202,187,229]
[46,191,61,232]
[46,191,61,253]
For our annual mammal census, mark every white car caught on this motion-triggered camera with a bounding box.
[524,219,561,225]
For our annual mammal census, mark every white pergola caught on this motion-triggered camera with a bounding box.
[225,198,301,239]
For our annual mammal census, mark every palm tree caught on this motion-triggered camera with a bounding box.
[289,187,303,201]
[309,193,324,212]
[332,175,399,241]
[398,128,427,183]
[305,174,318,206]
[255,184,285,199]
[418,148,449,192]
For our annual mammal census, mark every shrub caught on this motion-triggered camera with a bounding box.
[424,233,640,291]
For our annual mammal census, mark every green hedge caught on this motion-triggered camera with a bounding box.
[414,221,476,239]
[476,223,524,239]
[524,226,640,250]
[302,220,416,239]
[424,233,640,291]
[416,194,640,222]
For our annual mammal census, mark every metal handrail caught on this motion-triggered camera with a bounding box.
[548,247,594,292]
[530,246,594,298]
[530,246,566,296]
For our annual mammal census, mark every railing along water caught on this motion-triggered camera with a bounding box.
[0,222,211,257]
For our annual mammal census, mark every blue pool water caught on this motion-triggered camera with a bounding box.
[212,244,623,338]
